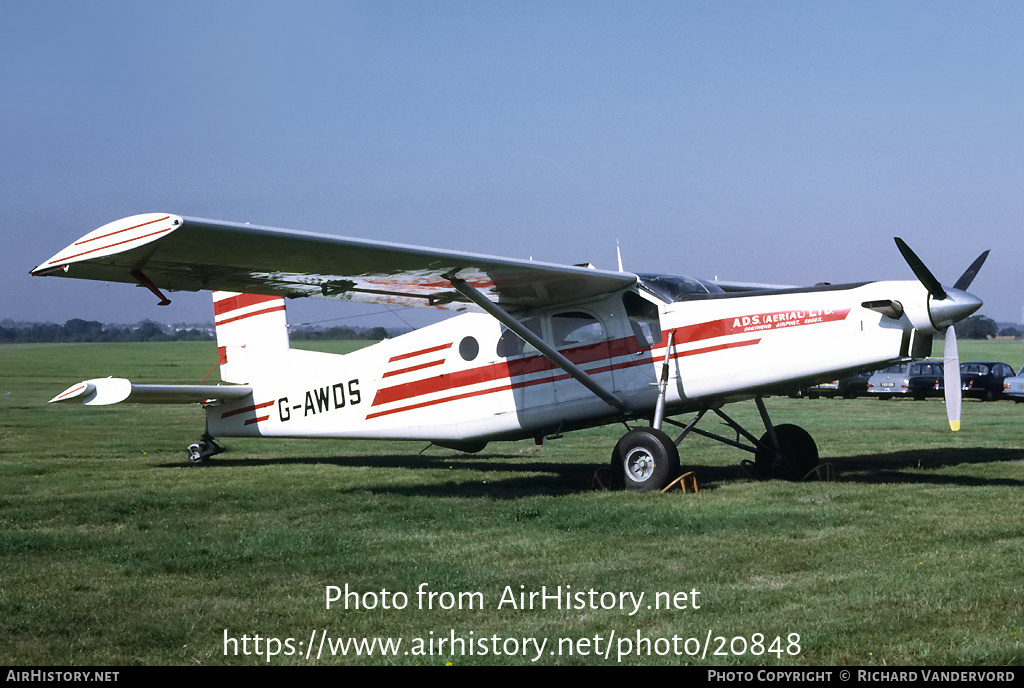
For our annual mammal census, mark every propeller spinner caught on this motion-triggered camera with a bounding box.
[894,238,987,431]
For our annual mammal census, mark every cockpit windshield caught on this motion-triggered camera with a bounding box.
[637,274,724,303]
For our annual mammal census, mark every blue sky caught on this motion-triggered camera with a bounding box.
[4,1,1022,328]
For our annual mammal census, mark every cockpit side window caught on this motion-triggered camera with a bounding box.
[623,291,662,349]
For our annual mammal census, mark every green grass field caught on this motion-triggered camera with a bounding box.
[1,340,1022,665]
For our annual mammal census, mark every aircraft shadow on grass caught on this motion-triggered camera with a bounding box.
[165,451,596,498]
[157,446,1024,498]
[821,446,1024,486]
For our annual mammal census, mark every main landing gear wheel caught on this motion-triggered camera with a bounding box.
[611,428,680,492]
[187,439,223,464]
[754,424,818,481]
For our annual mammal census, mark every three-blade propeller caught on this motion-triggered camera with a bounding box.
[895,238,988,431]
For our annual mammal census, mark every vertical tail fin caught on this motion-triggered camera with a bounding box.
[213,291,289,383]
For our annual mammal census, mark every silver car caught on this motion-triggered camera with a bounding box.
[866,361,944,400]
[1002,366,1024,402]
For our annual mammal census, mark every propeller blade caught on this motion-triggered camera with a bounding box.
[895,237,947,300]
[944,326,961,431]
[953,250,990,291]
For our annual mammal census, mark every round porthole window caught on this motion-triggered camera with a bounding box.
[459,336,479,361]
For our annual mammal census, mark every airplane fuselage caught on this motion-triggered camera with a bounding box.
[207,278,935,447]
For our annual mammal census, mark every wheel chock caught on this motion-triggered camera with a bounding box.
[661,471,698,494]
[803,463,836,481]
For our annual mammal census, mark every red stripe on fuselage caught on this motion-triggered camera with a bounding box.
[365,375,555,421]
[580,338,762,378]
[369,307,849,412]
[364,338,764,420]
[372,358,528,407]
[382,359,446,378]
[371,338,645,408]
[389,343,452,363]
[221,400,273,419]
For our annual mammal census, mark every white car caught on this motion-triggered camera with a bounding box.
[1002,366,1024,402]
[866,361,944,400]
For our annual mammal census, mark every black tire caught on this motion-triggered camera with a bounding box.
[754,424,818,481]
[187,438,223,464]
[610,428,680,492]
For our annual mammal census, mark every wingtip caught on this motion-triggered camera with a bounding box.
[49,381,95,404]
[34,213,183,275]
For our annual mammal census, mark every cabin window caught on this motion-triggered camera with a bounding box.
[496,318,543,358]
[551,312,604,347]
[459,336,479,361]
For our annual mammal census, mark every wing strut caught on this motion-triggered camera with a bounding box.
[447,276,631,415]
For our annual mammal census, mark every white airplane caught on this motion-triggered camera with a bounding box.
[32,213,987,491]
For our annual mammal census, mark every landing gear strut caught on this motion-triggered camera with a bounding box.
[611,396,819,491]
[669,397,818,482]
[187,435,223,464]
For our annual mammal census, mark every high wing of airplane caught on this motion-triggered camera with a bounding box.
[32,213,987,491]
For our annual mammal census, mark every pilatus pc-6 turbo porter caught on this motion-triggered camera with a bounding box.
[32,214,987,491]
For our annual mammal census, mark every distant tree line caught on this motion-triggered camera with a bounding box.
[0,319,393,344]
[944,315,1021,340]
[0,319,214,344]
[290,325,391,341]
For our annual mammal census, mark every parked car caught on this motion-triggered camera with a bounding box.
[805,371,871,399]
[866,361,944,400]
[1003,366,1024,402]
[941,361,1017,401]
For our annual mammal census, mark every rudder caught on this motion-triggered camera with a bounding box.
[213,291,289,383]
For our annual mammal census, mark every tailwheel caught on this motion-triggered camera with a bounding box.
[186,438,223,464]
[754,424,818,481]
[611,428,680,492]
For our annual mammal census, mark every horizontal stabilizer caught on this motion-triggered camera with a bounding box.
[49,378,253,405]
